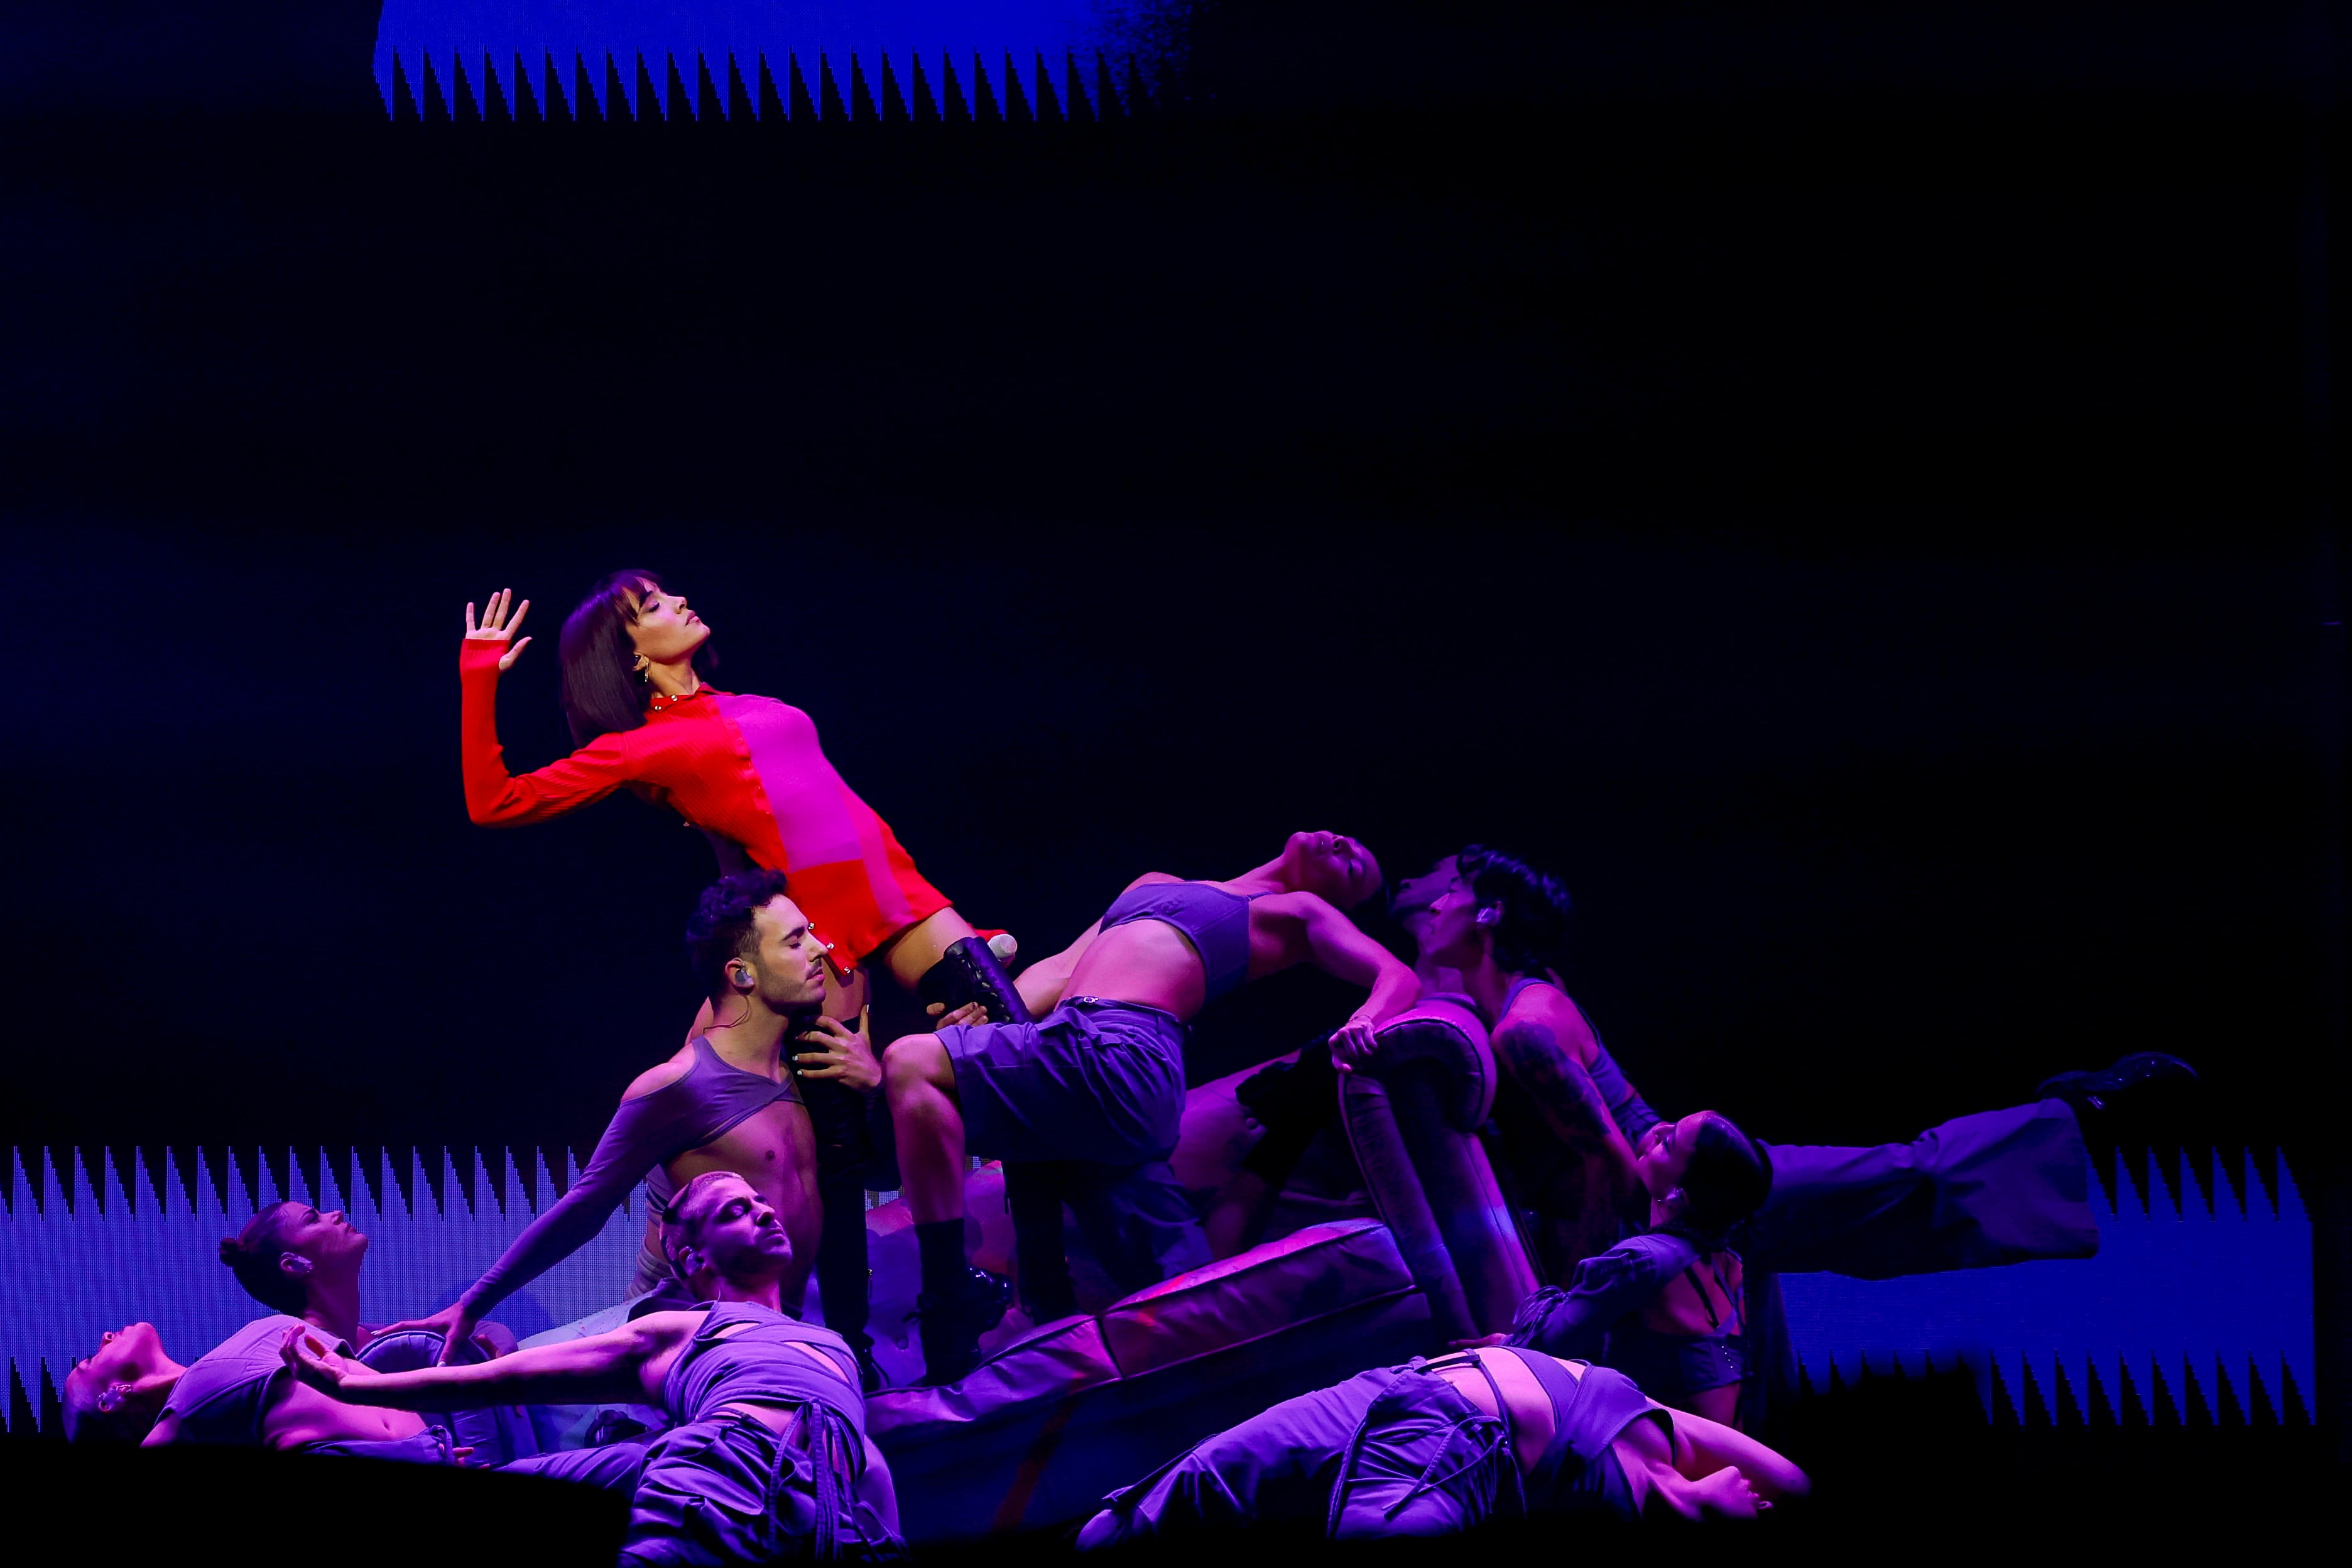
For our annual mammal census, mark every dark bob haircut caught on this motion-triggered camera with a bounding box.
[558,569,719,748]
[1454,844,1575,979]
[685,868,795,1002]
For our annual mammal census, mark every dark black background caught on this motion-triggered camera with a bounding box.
[3,6,2344,1448]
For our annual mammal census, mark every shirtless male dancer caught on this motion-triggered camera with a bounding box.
[283,1171,901,1563]
[384,871,934,1388]
[1076,1341,1807,1541]
[883,830,1420,1385]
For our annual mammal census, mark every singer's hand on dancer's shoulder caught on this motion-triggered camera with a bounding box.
[925,999,988,1029]
[376,1302,484,1366]
[452,1446,480,1467]
[795,1008,882,1092]
[462,587,533,670]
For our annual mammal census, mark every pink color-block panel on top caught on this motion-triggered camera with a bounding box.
[1099,1218,1415,1379]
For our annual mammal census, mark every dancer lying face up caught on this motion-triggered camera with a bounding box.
[282,1172,902,1564]
[63,1219,407,1453]
[883,831,1420,1385]
[1076,1342,1807,1544]
[64,1207,638,1488]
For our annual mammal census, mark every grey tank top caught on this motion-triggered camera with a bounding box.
[1098,880,1261,1002]
[158,1314,315,1446]
[662,1302,866,1430]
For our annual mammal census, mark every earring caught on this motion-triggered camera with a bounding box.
[95,1385,123,1413]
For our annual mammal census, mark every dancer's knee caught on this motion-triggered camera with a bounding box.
[883,1033,953,1104]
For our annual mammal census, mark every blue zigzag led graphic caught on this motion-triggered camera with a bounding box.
[1778,1148,2314,1424]
[373,2,1189,121]
[1,1146,647,1434]
[3,1143,2316,1433]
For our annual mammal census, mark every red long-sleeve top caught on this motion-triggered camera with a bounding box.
[460,640,950,964]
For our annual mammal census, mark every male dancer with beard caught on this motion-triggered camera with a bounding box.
[283,1171,901,1562]
[1233,846,2190,1292]
[384,871,959,1390]
[1413,845,2194,1285]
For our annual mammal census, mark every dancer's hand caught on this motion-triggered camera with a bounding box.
[1329,1010,1381,1073]
[280,1326,379,1398]
[925,1000,988,1028]
[796,1007,883,1092]
[374,1302,487,1366]
[1447,1333,1510,1351]
[1689,1466,1768,1520]
[464,588,533,670]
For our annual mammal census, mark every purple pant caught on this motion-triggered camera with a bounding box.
[619,1409,901,1565]
[1743,1098,2101,1278]
[938,998,1187,1165]
[1076,1363,1513,1546]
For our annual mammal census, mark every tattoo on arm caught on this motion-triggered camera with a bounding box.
[1494,1021,1618,1151]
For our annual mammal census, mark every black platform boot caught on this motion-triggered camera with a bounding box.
[913,1264,1015,1387]
[816,1168,883,1391]
[917,935,1034,1026]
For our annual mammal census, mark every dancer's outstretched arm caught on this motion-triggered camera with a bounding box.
[457,589,650,825]
[280,1312,690,1412]
[1291,896,1420,1066]
[375,1061,690,1362]
[1666,1405,1810,1499]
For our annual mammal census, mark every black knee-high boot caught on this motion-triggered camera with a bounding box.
[1006,1162,1081,1323]
[908,935,1028,1382]
[816,1170,881,1391]
[917,936,1034,1025]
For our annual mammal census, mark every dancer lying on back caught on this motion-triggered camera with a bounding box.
[281,1171,902,1564]
[383,873,890,1378]
[1076,1342,1807,1542]
[883,831,1418,1384]
[60,1207,638,1489]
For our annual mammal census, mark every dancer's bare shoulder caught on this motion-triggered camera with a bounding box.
[623,1048,697,1101]
[1496,979,1599,1065]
